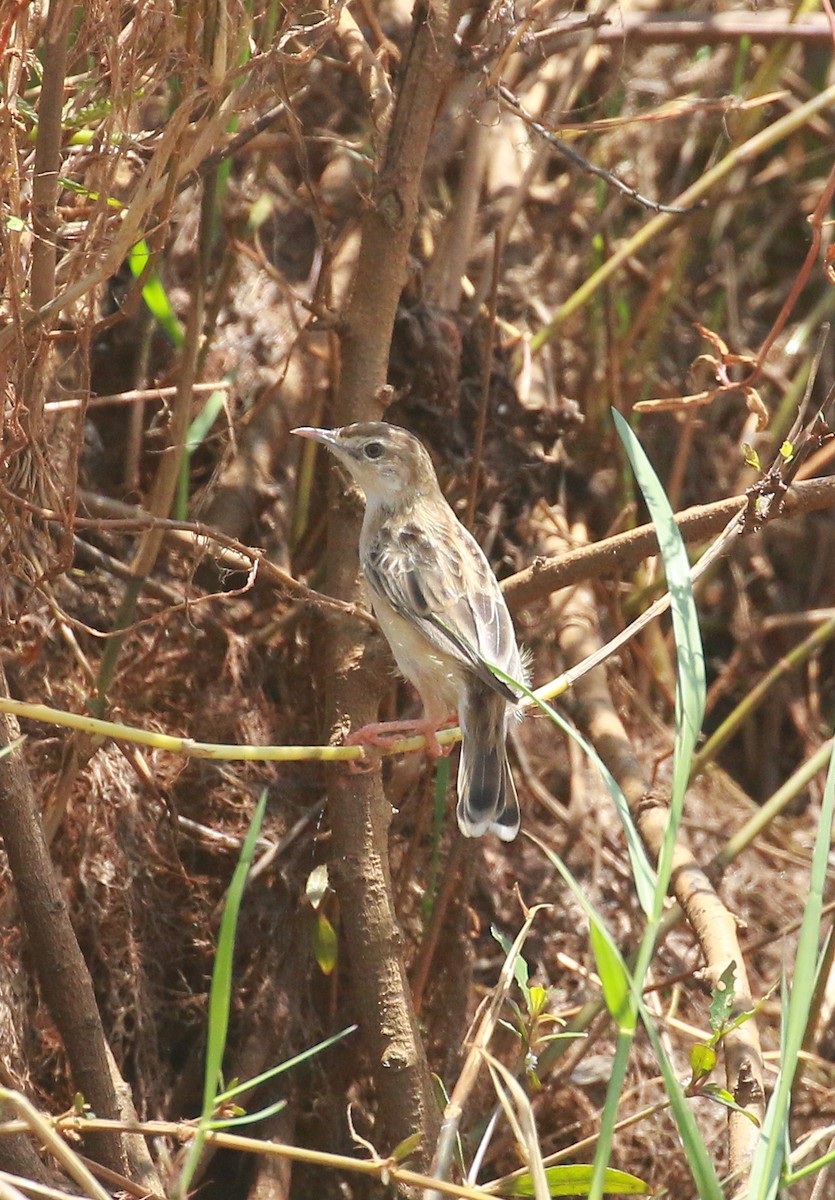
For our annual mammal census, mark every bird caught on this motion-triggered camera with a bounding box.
[292,421,526,841]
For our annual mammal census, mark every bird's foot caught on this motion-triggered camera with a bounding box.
[346,718,454,762]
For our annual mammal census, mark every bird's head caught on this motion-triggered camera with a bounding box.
[292,422,439,509]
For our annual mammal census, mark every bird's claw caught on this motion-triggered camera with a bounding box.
[345,719,453,760]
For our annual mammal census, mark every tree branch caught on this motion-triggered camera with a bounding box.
[502,476,835,612]
[0,670,128,1177]
[320,0,469,1161]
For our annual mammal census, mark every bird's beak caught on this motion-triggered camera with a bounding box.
[291,426,340,448]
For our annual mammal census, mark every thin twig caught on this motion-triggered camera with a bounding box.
[530,10,835,52]
[44,381,228,412]
[497,84,699,216]
[502,476,835,610]
[464,233,502,529]
[0,1110,498,1200]
[3,487,376,625]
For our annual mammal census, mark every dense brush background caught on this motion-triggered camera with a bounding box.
[2,1,835,1197]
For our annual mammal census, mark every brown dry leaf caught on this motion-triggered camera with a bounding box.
[742,386,769,431]
[695,323,757,368]
[634,389,719,414]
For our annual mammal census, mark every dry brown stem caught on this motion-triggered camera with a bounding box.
[502,476,835,612]
[70,487,375,623]
[0,669,135,1180]
[335,5,394,137]
[751,161,835,381]
[539,10,835,51]
[320,0,469,1160]
[12,0,72,528]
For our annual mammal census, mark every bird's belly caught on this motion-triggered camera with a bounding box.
[371,597,463,720]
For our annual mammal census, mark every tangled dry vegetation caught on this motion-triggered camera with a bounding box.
[2,1,835,1198]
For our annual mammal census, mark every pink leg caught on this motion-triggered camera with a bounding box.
[346,717,454,760]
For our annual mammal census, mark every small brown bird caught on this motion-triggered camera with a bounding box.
[292,421,525,840]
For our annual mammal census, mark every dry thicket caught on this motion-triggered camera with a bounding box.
[2,2,835,1198]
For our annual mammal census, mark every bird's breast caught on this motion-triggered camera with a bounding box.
[368,590,464,719]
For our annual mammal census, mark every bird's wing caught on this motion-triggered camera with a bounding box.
[363,519,521,704]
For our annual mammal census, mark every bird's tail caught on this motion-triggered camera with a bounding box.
[456,690,520,841]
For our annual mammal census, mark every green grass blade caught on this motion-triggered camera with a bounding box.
[747,738,835,1199]
[612,411,706,913]
[509,1164,648,1195]
[530,832,721,1198]
[215,1024,358,1104]
[207,1098,287,1130]
[176,387,228,520]
[175,790,267,1199]
[610,416,722,1197]
[128,240,185,347]
[0,737,25,760]
[490,665,656,914]
[637,1002,725,1200]
[203,789,268,1112]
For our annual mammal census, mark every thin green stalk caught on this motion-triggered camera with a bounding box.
[588,1033,634,1200]
[713,739,833,872]
[692,617,835,778]
[530,82,835,353]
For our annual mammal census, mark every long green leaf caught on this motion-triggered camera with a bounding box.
[128,240,185,347]
[747,738,835,1199]
[215,1024,358,1105]
[509,1164,648,1196]
[610,414,721,1199]
[612,410,706,914]
[203,789,268,1112]
[487,662,656,915]
[175,790,267,1199]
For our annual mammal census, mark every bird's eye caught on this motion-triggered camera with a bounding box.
[364,441,384,460]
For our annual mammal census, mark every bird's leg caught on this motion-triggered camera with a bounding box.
[346,717,455,760]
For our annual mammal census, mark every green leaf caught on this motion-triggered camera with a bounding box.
[248,192,275,230]
[492,925,531,1005]
[612,414,722,1200]
[709,961,737,1036]
[5,215,26,232]
[779,440,794,462]
[509,1164,648,1195]
[537,1030,580,1046]
[204,791,268,1112]
[177,791,269,1199]
[721,1004,759,1037]
[748,738,835,1199]
[589,923,634,1032]
[613,411,706,900]
[215,1024,357,1104]
[528,984,549,1017]
[207,1097,287,1129]
[313,911,337,975]
[390,1132,423,1162]
[690,1043,717,1079]
[0,737,25,760]
[128,240,185,347]
[186,389,226,452]
[15,95,38,124]
[531,830,722,1198]
[742,443,761,470]
[700,1084,760,1125]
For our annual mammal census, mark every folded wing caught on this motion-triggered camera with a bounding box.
[364,517,522,704]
